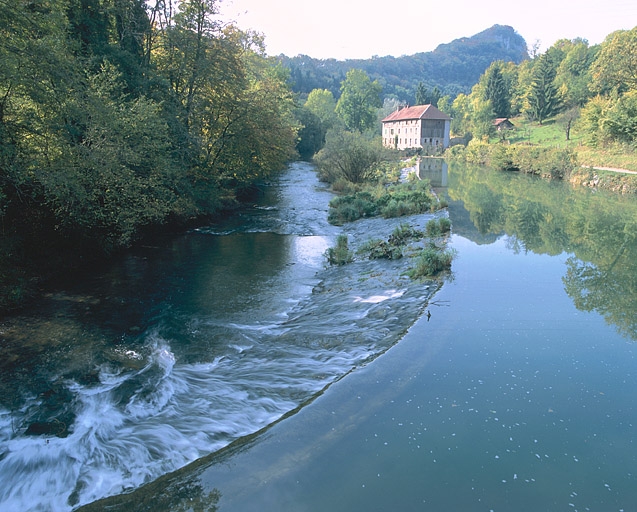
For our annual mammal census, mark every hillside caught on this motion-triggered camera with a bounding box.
[279,25,529,102]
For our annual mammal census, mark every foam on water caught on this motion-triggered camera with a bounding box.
[0,161,439,511]
[0,331,374,511]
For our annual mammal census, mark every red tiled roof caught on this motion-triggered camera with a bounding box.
[382,104,451,122]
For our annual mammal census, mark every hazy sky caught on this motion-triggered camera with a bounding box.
[218,0,637,60]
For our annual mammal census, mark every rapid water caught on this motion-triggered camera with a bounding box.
[79,162,637,512]
[0,162,443,511]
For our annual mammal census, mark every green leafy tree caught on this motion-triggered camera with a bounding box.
[526,51,560,124]
[415,82,441,106]
[450,93,472,137]
[590,28,637,94]
[295,106,324,159]
[579,95,612,146]
[415,82,428,105]
[483,63,510,118]
[304,88,338,130]
[298,88,338,156]
[601,91,637,144]
[510,59,533,116]
[470,95,496,139]
[554,39,596,108]
[335,69,382,133]
[314,129,387,184]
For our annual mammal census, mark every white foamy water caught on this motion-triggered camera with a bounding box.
[0,162,441,511]
[0,335,373,511]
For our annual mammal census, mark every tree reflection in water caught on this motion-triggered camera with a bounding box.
[448,163,637,341]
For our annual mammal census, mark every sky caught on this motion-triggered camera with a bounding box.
[218,0,637,60]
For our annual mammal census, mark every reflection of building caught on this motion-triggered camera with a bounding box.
[382,105,451,153]
[417,157,448,187]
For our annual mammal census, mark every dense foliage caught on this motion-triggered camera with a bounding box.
[0,0,299,308]
[327,179,440,225]
[450,141,578,180]
[446,27,637,150]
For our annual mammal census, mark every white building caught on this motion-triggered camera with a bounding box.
[382,104,451,153]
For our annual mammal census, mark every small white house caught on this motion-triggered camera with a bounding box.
[382,104,451,153]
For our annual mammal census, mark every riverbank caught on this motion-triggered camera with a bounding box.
[446,140,637,194]
[570,166,637,193]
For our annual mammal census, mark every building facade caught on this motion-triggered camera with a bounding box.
[381,104,451,153]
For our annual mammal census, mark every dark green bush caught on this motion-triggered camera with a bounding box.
[388,223,423,245]
[425,217,452,236]
[358,239,403,260]
[326,234,353,265]
[408,246,455,278]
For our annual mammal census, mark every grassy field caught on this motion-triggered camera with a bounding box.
[496,116,637,173]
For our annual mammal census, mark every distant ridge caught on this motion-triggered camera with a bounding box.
[279,25,528,102]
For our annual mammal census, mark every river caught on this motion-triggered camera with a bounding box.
[0,161,443,511]
[2,161,637,511]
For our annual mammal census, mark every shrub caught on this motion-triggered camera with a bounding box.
[327,179,439,224]
[425,217,452,236]
[331,178,359,194]
[464,140,492,165]
[388,223,423,245]
[425,219,441,236]
[490,145,517,171]
[408,245,455,279]
[358,239,403,260]
[438,217,451,233]
[326,234,353,265]
[328,191,378,225]
[380,199,411,218]
[314,129,388,184]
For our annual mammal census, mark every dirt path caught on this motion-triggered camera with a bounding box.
[582,165,637,175]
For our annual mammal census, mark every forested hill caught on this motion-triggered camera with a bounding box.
[279,25,529,102]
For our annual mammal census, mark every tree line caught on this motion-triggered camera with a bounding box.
[0,0,299,308]
[440,27,637,146]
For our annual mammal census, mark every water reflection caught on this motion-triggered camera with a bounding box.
[446,163,637,340]
[417,157,448,187]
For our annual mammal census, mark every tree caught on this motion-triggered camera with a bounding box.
[415,82,428,105]
[590,28,637,94]
[526,51,560,124]
[470,95,496,139]
[314,129,387,184]
[483,63,510,118]
[579,95,612,146]
[415,82,441,106]
[304,88,338,130]
[554,39,596,108]
[155,0,223,128]
[450,93,472,138]
[601,91,637,144]
[335,69,382,133]
[295,106,324,159]
[557,106,581,141]
[296,89,339,158]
